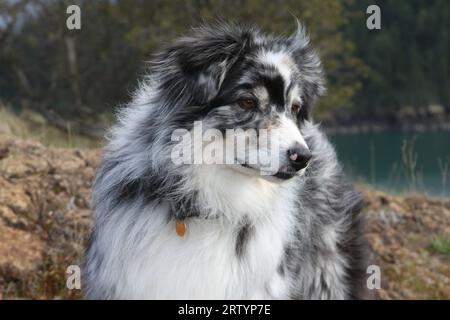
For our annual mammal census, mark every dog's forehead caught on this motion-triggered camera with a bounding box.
[256,50,297,85]
[237,49,299,108]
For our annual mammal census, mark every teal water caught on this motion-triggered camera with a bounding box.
[329,131,450,197]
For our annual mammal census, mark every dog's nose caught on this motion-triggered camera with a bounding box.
[287,145,312,171]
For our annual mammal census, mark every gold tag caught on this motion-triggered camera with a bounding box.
[175,219,186,237]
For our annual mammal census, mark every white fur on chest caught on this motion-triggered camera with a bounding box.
[98,166,298,299]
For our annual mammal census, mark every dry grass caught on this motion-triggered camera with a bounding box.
[0,134,96,299]
[363,189,450,299]
[0,106,99,149]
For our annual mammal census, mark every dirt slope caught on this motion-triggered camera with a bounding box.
[0,134,448,299]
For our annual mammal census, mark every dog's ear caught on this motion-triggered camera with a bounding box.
[288,22,326,118]
[155,24,250,105]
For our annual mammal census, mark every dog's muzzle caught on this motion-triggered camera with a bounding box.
[274,143,312,180]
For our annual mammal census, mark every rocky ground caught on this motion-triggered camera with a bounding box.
[0,134,448,299]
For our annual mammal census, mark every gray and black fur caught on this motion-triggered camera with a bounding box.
[85,22,370,300]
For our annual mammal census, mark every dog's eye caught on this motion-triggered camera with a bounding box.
[238,98,257,110]
[291,104,301,115]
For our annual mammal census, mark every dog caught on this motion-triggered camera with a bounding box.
[85,22,369,299]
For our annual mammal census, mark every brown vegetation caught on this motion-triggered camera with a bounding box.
[0,134,448,299]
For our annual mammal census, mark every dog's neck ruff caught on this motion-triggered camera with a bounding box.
[170,163,302,240]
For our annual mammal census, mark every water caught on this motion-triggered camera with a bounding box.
[329,131,450,197]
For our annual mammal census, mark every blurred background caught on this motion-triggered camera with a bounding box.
[0,0,448,299]
[1,0,449,196]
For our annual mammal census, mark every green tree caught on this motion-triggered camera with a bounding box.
[1,0,366,127]
[344,0,450,116]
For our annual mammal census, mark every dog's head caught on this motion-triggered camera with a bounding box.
[153,22,325,180]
